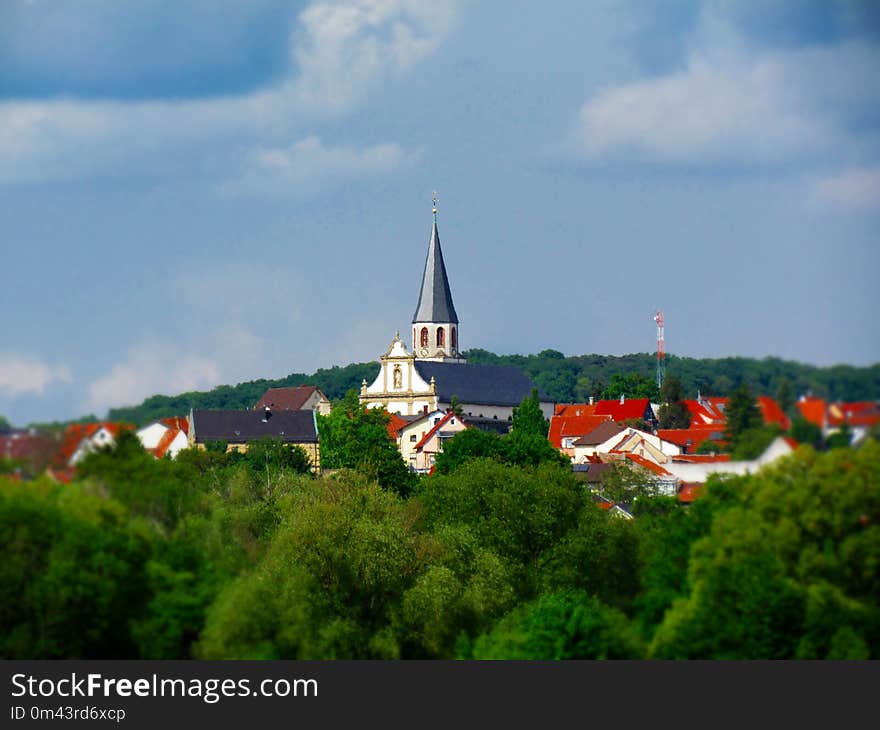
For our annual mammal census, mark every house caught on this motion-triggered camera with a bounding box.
[0,429,58,474]
[188,408,320,468]
[548,405,614,457]
[572,424,678,464]
[623,453,680,496]
[254,385,332,416]
[57,422,133,467]
[360,207,554,421]
[397,409,449,466]
[396,409,510,472]
[136,417,190,459]
[570,421,626,462]
[593,396,656,426]
[408,411,469,473]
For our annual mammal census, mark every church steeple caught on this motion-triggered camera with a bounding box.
[412,195,464,362]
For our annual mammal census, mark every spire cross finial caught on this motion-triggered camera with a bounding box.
[432,190,438,221]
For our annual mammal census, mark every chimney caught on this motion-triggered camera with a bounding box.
[589,396,594,406]
[262,405,271,423]
[620,394,625,405]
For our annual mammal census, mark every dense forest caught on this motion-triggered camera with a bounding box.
[2,397,878,660]
[96,350,880,427]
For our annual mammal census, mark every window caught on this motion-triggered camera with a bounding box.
[436,327,445,347]
[451,327,457,349]
[420,327,429,348]
[410,435,417,442]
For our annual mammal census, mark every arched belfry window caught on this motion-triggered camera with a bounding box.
[436,327,445,348]
[451,327,457,350]
[420,327,429,348]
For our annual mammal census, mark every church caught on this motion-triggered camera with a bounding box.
[360,203,554,422]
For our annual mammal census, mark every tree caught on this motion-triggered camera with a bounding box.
[511,389,549,438]
[419,460,586,595]
[198,473,423,659]
[595,461,661,505]
[601,373,659,402]
[242,437,312,477]
[316,390,414,496]
[649,442,880,658]
[776,377,794,415]
[658,375,691,429]
[825,423,852,450]
[470,591,642,659]
[790,416,823,449]
[433,428,502,475]
[448,395,464,418]
[725,384,763,441]
[724,383,765,458]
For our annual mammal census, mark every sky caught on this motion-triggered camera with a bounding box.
[1,0,879,425]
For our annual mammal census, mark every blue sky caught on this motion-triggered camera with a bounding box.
[1,0,879,425]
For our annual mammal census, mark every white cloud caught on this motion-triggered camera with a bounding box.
[222,135,419,197]
[291,0,455,114]
[0,353,72,397]
[86,342,220,414]
[567,35,880,167]
[814,167,880,209]
[0,0,458,184]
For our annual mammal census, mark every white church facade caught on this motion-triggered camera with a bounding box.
[360,204,554,422]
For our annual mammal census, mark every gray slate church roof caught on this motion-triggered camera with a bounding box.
[412,220,459,324]
[413,361,551,407]
[192,409,318,443]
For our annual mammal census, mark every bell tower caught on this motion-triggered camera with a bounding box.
[412,194,465,363]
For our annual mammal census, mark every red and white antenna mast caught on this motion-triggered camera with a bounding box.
[654,310,665,390]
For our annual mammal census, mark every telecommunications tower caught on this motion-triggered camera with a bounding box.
[654,310,665,391]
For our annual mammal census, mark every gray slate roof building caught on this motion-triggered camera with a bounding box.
[413,361,550,407]
[191,409,318,444]
[412,220,458,324]
[572,421,626,447]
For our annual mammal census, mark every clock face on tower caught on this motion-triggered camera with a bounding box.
[420,347,429,356]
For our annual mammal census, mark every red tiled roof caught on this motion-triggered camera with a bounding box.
[161,416,189,435]
[386,413,410,440]
[153,424,191,459]
[796,397,826,427]
[414,412,457,452]
[0,432,57,462]
[57,422,132,465]
[548,412,612,448]
[757,396,791,430]
[671,453,731,463]
[46,466,76,484]
[683,399,726,427]
[678,482,703,503]
[594,398,652,423]
[657,427,725,450]
[255,386,320,411]
[828,401,880,428]
[625,453,673,477]
[554,404,598,418]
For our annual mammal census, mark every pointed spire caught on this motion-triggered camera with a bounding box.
[412,200,459,324]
